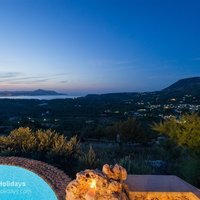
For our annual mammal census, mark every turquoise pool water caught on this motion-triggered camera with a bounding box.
[0,165,58,200]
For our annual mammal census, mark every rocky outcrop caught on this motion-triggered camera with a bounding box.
[66,164,129,200]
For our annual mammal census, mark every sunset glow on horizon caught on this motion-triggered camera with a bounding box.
[0,0,200,95]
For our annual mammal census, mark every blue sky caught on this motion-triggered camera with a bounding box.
[0,0,200,95]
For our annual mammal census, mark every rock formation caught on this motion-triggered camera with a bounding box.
[66,164,129,200]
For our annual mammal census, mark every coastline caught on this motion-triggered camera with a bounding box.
[0,95,81,100]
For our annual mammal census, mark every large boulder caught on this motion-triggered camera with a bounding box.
[66,164,129,200]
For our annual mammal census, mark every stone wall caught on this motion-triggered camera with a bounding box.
[0,156,71,200]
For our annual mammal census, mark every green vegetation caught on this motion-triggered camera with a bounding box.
[0,121,200,187]
[0,127,81,175]
[152,113,200,186]
[152,113,200,154]
[79,145,99,169]
[84,118,148,143]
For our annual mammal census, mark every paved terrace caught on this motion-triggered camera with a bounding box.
[0,156,71,200]
[126,175,200,200]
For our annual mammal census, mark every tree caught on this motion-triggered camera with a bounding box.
[107,118,147,143]
[152,113,200,154]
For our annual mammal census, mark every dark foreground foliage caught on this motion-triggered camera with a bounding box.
[0,122,199,187]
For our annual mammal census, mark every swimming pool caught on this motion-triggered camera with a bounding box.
[0,165,58,200]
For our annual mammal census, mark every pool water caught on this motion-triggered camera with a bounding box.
[0,165,58,200]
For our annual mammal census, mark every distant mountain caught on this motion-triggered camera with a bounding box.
[0,77,199,99]
[84,77,200,102]
[0,89,65,96]
[161,77,200,96]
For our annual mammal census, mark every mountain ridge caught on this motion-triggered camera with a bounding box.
[161,77,200,96]
[85,77,200,100]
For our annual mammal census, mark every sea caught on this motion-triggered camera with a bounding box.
[0,95,81,100]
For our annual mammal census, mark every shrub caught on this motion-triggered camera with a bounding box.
[0,127,81,176]
[152,113,200,154]
[119,155,153,174]
[79,145,99,169]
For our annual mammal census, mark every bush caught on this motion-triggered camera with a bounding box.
[179,156,200,187]
[106,118,148,143]
[79,145,99,169]
[119,155,153,174]
[152,113,200,154]
[0,127,81,176]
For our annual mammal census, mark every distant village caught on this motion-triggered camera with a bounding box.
[0,92,199,138]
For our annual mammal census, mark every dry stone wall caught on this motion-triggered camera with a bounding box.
[0,156,71,200]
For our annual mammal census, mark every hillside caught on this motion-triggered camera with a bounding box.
[161,77,200,97]
[84,77,200,102]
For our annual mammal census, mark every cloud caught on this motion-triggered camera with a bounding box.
[0,74,45,83]
[53,73,70,76]
[60,80,68,83]
[0,72,23,78]
[9,78,52,84]
[0,72,69,85]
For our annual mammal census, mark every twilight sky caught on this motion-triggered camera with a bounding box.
[0,0,200,95]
